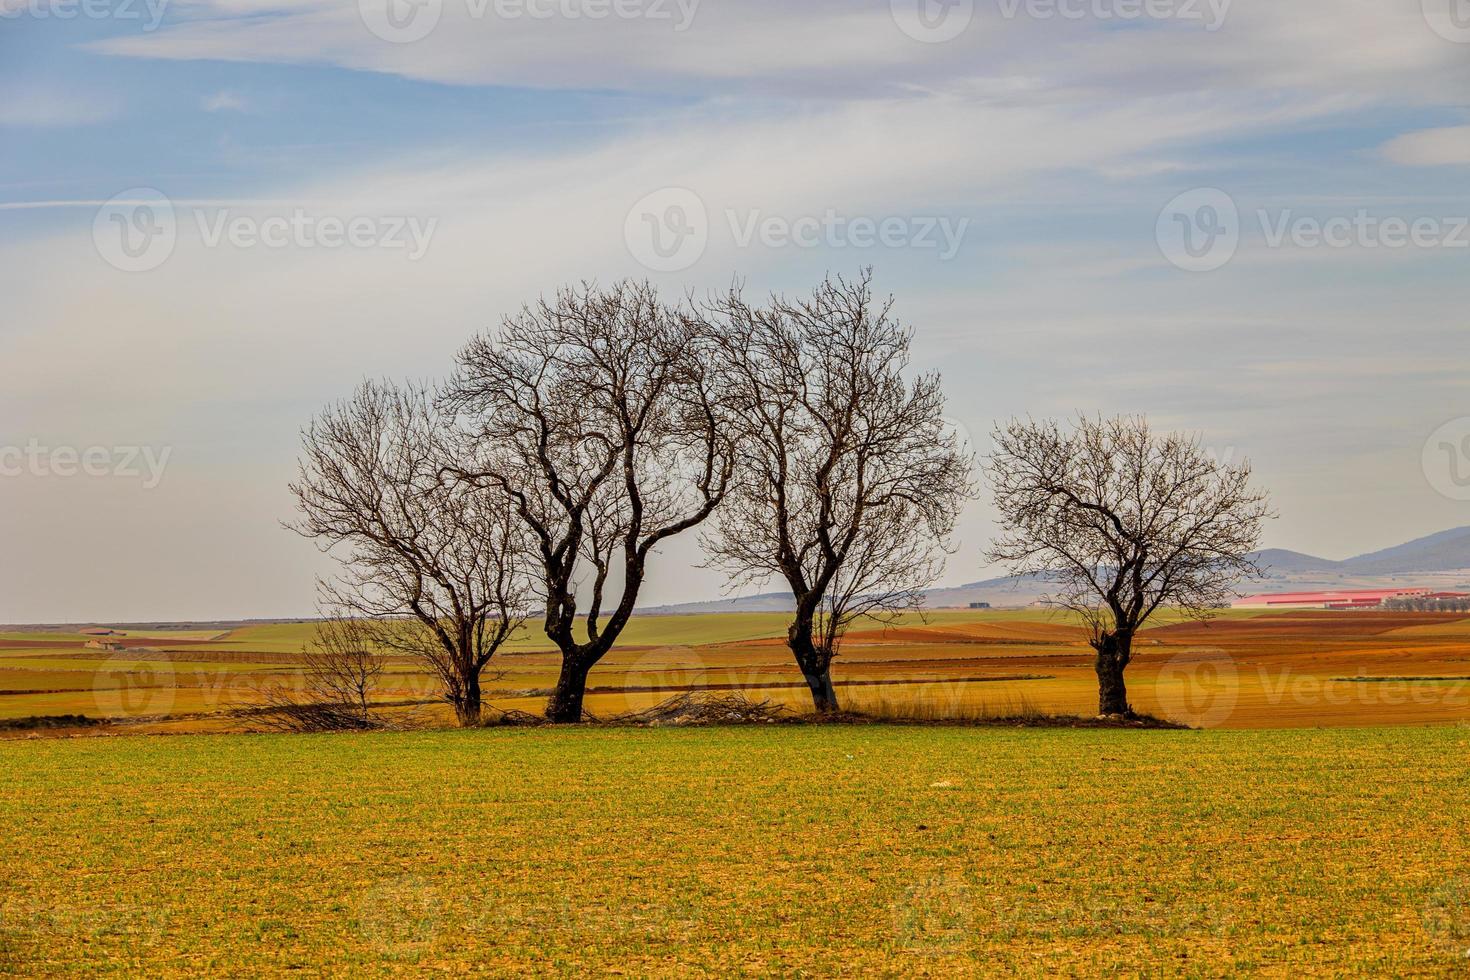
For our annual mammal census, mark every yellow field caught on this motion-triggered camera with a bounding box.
[3,726,1469,974]
[3,608,1470,734]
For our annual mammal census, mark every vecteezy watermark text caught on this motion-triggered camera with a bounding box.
[0,441,172,489]
[0,0,168,29]
[193,209,436,259]
[358,0,699,44]
[624,188,969,272]
[727,210,969,260]
[890,0,1229,43]
[1158,188,1470,272]
[996,0,1230,29]
[93,189,437,272]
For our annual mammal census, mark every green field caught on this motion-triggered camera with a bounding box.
[3,725,1468,975]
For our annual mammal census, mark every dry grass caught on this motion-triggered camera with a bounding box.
[844,690,1051,723]
[3,725,1468,975]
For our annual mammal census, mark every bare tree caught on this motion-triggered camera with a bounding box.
[261,616,386,732]
[443,281,734,723]
[289,380,530,727]
[986,415,1272,716]
[703,271,973,713]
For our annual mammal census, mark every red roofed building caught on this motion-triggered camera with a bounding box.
[1231,588,1434,610]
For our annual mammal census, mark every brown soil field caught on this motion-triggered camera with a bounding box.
[3,610,1470,735]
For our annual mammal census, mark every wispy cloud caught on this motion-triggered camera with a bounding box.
[202,90,249,113]
[6,0,1470,618]
[1382,126,1470,167]
[85,0,1470,106]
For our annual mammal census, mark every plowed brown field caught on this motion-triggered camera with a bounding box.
[4,609,1469,734]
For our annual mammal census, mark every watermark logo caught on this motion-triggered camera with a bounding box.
[1422,877,1470,959]
[894,873,972,954]
[93,191,438,271]
[1423,0,1470,43]
[1257,210,1470,251]
[92,652,176,719]
[1156,187,1239,272]
[1423,418,1470,501]
[93,188,176,273]
[624,187,708,273]
[996,0,1230,30]
[0,0,169,29]
[624,189,970,272]
[359,0,699,43]
[939,415,980,457]
[192,208,436,259]
[0,901,168,945]
[0,441,172,488]
[359,875,440,952]
[891,0,974,42]
[1160,187,1470,272]
[1155,648,1238,728]
[727,209,969,260]
[616,647,705,715]
[358,0,442,42]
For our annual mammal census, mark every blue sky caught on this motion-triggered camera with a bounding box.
[2,0,1469,620]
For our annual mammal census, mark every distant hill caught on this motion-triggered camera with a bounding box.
[639,591,797,615]
[1252,548,1342,575]
[640,528,1470,614]
[1337,527,1470,575]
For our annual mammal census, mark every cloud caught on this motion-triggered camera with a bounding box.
[6,65,1469,619]
[1382,126,1470,166]
[9,0,1470,618]
[84,0,1470,106]
[202,90,250,112]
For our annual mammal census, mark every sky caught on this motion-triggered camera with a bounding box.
[2,0,1469,622]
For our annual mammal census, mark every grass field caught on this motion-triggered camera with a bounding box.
[4,608,1470,733]
[2,725,1468,975]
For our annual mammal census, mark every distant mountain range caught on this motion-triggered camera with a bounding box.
[641,527,1470,614]
[1239,527,1470,579]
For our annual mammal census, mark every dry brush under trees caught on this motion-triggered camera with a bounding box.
[259,617,389,733]
[290,275,1271,727]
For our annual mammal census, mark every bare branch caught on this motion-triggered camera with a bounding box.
[442,281,735,722]
[702,270,975,712]
[985,414,1273,715]
[289,379,532,726]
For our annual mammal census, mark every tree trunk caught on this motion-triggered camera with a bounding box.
[802,667,839,714]
[788,618,839,714]
[453,671,482,727]
[1093,631,1132,716]
[546,658,591,723]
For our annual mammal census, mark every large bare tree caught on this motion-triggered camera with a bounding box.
[443,281,734,723]
[704,272,973,713]
[290,380,530,726]
[986,415,1272,716]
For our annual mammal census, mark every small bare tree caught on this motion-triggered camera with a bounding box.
[986,415,1272,716]
[704,272,973,712]
[444,281,734,723]
[290,380,530,726]
[261,616,386,732]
